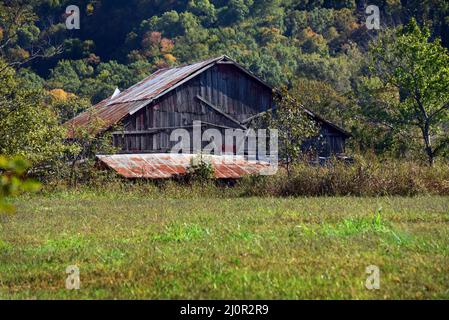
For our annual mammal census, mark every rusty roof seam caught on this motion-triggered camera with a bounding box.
[96,154,271,179]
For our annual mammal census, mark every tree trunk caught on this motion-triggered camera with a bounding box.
[69,153,82,187]
[421,122,434,166]
[428,154,435,166]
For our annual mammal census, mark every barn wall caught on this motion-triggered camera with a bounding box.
[115,64,274,153]
[318,126,346,156]
[297,124,347,157]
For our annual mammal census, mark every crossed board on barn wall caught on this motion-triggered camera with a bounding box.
[117,94,255,134]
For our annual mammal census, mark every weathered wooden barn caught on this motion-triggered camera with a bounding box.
[66,56,350,178]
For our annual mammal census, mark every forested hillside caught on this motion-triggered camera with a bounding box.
[1,0,449,165]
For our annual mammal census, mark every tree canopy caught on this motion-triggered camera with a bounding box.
[367,19,449,164]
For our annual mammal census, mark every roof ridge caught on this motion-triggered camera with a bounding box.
[104,55,225,106]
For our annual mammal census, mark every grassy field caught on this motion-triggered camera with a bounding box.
[0,193,448,299]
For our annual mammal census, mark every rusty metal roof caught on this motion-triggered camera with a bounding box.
[97,154,273,179]
[107,56,223,106]
[65,100,149,137]
[65,56,227,138]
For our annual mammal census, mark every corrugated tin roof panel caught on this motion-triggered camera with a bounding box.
[65,56,224,137]
[65,100,149,138]
[96,154,272,179]
[107,56,221,105]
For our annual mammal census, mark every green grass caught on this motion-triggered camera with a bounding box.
[0,193,448,299]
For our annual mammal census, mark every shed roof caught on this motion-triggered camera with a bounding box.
[97,154,274,179]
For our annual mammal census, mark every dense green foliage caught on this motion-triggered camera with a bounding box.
[0,0,448,165]
[0,59,68,166]
[366,19,449,165]
[0,155,40,213]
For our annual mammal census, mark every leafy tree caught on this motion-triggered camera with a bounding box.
[188,0,217,26]
[0,155,40,213]
[266,87,318,175]
[49,90,90,123]
[291,78,352,128]
[251,0,282,18]
[307,8,334,34]
[144,10,183,38]
[48,59,152,103]
[218,0,253,25]
[286,10,308,37]
[0,0,63,68]
[16,67,45,90]
[131,31,177,68]
[62,39,96,60]
[296,52,356,92]
[368,19,449,165]
[352,75,426,159]
[47,60,90,94]
[0,58,67,166]
[298,28,329,54]
[65,113,116,187]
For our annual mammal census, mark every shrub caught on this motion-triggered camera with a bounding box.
[185,155,215,184]
[237,158,449,197]
[0,156,40,213]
